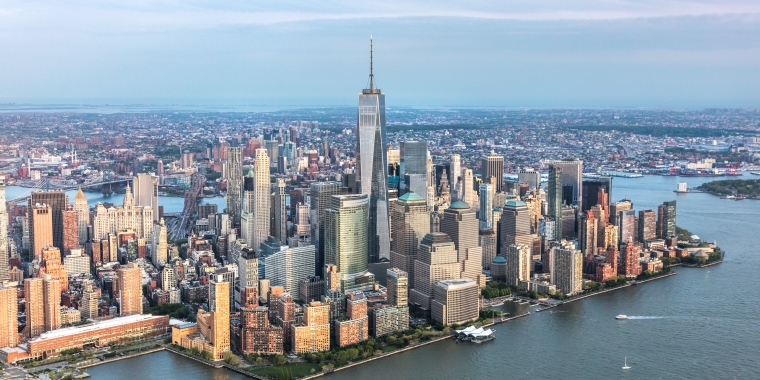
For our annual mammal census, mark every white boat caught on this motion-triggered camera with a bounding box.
[616,315,628,320]
[622,357,631,370]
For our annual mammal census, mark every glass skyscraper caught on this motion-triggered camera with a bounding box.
[356,39,390,263]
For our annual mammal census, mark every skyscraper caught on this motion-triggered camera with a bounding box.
[242,166,255,248]
[499,201,534,257]
[355,39,390,264]
[324,194,370,290]
[227,146,243,226]
[479,183,493,230]
[30,190,67,252]
[0,179,8,281]
[118,262,142,316]
[133,173,159,222]
[73,187,89,244]
[62,205,79,255]
[0,285,19,347]
[25,277,44,337]
[657,200,677,239]
[638,209,657,242]
[461,169,477,209]
[386,268,408,307]
[440,201,482,285]
[309,182,342,276]
[581,177,612,212]
[409,233,461,314]
[273,178,287,245]
[80,280,98,320]
[553,159,583,211]
[449,154,461,190]
[504,244,531,287]
[618,210,637,244]
[151,218,168,267]
[550,240,582,296]
[42,275,61,332]
[264,244,316,301]
[482,151,504,193]
[209,277,231,360]
[389,191,430,287]
[518,168,541,191]
[400,141,428,180]
[547,165,563,241]
[253,149,271,250]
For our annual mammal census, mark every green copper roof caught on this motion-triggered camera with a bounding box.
[505,200,527,208]
[398,191,424,202]
[449,200,470,209]
[246,165,255,177]
[492,256,507,264]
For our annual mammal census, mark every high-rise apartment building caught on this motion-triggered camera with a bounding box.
[386,268,408,307]
[389,192,429,287]
[40,246,68,291]
[62,205,79,255]
[550,240,582,296]
[118,263,142,316]
[133,173,159,222]
[638,210,657,242]
[25,277,44,337]
[292,301,331,353]
[81,281,98,320]
[252,149,271,250]
[335,292,369,347]
[151,219,168,267]
[227,146,243,226]
[264,243,316,301]
[657,200,677,239]
[355,42,391,264]
[547,165,563,241]
[43,275,61,332]
[309,182,342,276]
[237,247,258,308]
[241,166,255,249]
[482,151,504,193]
[504,244,531,287]
[581,210,597,257]
[609,200,632,226]
[239,306,283,355]
[0,179,8,281]
[0,285,19,347]
[324,194,369,291]
[618,210,637,244]
[273,179,287,245]
[208,278,231,360]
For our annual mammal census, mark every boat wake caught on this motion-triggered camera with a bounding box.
[626,316,665,320]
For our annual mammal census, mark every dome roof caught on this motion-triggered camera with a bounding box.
[398,191,424,202]
[492,256,507,264]
[449,200,470,210]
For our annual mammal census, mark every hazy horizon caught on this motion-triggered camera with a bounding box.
[2,1,760,109]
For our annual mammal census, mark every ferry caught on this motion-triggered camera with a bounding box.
[615,315,628,320]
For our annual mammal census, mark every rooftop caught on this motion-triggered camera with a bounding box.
[29,314,167,342]
[398,191,424,202]
[449,200,470,210]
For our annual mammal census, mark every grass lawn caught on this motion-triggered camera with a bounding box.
[250,362,322,379]
[380,344,399,353]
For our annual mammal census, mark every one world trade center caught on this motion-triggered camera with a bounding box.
[356,38,390,263]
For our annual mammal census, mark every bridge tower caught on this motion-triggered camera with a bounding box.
[102,169,113,195]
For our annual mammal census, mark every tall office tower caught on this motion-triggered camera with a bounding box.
[209,277,231,360]
[504,244,531,287]
[73,187,89,244]
[553,159,583,211]
[81,281,98,320]
[387,146,400,168]
[638,210,657,242]
[461,169,477,209]
[25,278,44,337]
[590,204,607,249]
[324,194,369,290]
[441,201,482,285]
[482,151,504,193]
[264,244,316,301]
[409,233,461,314]
[550,240,583,296]
[479,183,493,230]
[151,219,168,267]
[30,190,67,252]
[603,224,618,250]
[42,275,61,332]
[241,166,255,248]
[157,159,164,176]
[29,203,53,260]
[309,182,342,276]
[227,146,243,226]
[62,205,79,255]
[479,229,497,269]
[431,279,479,326]
[609,200,632,226]
[198,203,218,220]
[118,262,142,316]
[657,200,677,239]
[252,149,271,250]
[518,169,541,191]
[620,243,642,277]
[292,203,311,247]
[618,210,637,244]
[547,165,563,241]
[560,206,576,239]
[40,246,68,291]
[389,192,430,287]
[133,173,159,222]
[292,301,331,353]
[0,179,8,281]
[400,141,428,183]
[386,268,408,307]
[582,178,612,212]
[237,248,259,307]
[355,41,391,264]
[580,210,597,257]
[499,201,534,257]
[0,285,18,347]
[273,178,287,245]
[449,154,461,190]
[264,140,279,168]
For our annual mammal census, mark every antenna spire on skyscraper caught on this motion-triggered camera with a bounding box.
[369,36,374,92]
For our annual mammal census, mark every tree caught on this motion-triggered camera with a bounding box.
[346,348,359,362]
[200,350,213,361]
[271,354,287,366]
[223,351,240,366]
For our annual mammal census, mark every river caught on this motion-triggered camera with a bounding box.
[83,175,760,379]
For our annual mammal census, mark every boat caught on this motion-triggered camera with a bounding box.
[622,357,631,370]
[491,301,505,307]
[615,315,628,320]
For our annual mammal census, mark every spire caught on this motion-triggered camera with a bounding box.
[369,36,374,92]
[75,186,86,200]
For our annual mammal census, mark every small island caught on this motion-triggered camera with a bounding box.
[697,179,760,200]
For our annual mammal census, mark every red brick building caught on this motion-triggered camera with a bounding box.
[334,292,368,347]
[239,306,283,355]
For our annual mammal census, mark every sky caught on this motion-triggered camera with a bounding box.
[1,0,760,108]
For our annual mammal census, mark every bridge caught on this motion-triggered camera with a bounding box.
[167,173,206,240]
[7,177,133,205]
